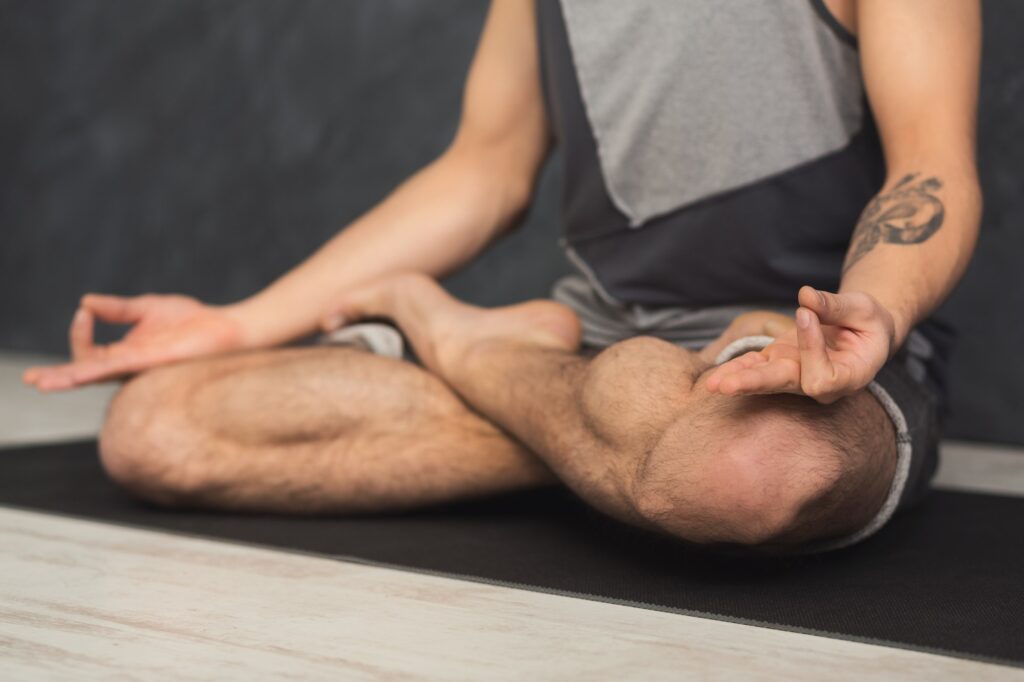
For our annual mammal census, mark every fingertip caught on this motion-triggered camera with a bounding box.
[321,313,345,333]
[796,307,811,329]
[80,293,105,315]
[718,375,741,396]
[798,285,818,308]
[704,370,721,391]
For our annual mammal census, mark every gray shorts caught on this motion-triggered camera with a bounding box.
[552,274,942,552]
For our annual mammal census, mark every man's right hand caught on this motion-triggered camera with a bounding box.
[22,294,248,392]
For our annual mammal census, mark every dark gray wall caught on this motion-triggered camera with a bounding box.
[0,0,569,343]
[933,0,1024,443]
[0,1,1021,444]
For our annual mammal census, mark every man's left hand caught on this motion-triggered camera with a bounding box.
[705,287,898,404]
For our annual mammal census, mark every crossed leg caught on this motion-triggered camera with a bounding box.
[101,276,896,550]
[99,346,554,513]
[330,274,897,548]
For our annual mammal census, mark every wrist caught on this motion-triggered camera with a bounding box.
[892,314,913,353]
[880,304,907,360]
[843,289,912,357]
[876,297,913,355]
[220,299,274,350]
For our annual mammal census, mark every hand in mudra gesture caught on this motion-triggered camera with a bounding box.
[706,287,897,404]
[23,294,245,391]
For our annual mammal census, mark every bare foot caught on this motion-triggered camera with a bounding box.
[327,274,581,377]
[698,311,796,364]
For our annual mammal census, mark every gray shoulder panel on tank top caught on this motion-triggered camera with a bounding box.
[559,0,864,227]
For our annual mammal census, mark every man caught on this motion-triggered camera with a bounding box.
[25,0,981,552]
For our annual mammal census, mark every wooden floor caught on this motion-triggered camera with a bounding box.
[2,353,1022,680]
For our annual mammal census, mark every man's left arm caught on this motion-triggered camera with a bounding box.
[708,0,982,403]
[839,0,982,348]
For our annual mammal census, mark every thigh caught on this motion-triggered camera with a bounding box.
[101,346,553,513]
[179,345,481,444]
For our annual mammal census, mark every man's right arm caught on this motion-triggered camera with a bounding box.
[231,0,550,348]
[25,0,548,390]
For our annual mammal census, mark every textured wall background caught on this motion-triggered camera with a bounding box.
[0,1,1021,443]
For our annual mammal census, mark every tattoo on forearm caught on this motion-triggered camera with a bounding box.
[843,173,945,274]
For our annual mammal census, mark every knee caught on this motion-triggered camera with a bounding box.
[633,408,855,548]
[635,450,828,547]
[99,365,206,506]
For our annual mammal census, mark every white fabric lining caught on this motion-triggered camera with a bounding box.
[321,323,405,359]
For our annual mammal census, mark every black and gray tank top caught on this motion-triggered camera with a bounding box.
[537,0,883,307]
[536,0,952,382]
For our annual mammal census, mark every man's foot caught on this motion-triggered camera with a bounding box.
[327,273,581,377]
[698,311,796,363]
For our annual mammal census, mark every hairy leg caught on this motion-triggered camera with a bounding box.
[337,275,897,547]
[100,346,554,512]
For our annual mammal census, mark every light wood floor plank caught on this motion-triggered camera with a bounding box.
[935,440,1024,497]
[0,507,1020,681]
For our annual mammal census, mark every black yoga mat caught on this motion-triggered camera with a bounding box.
[2,440,1022,668]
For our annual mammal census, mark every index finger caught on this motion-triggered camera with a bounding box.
[81,294,148,324]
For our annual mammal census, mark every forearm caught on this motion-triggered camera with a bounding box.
[839,163,981,349]
[227,146,535,348]
[845,0,982,351]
